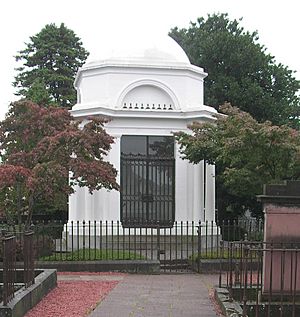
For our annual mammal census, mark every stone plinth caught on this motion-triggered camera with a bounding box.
[257,181,300,295]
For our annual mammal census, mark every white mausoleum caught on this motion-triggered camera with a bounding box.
[68,33,217,227]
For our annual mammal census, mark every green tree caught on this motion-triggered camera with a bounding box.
[170,13,300,128]
[25,78,52,106]
[175,103,300,219]
[0,100,118,227]
[13,23,89,108]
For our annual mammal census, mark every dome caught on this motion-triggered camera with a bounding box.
[84,32,190,68]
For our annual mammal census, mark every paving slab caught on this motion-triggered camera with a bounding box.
[88,274,220,317]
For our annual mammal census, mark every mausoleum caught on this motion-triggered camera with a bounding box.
[68,32,217,228]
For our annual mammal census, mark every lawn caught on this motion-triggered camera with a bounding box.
[39,249,145,261]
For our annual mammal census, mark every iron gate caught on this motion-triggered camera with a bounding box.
[121,155,175,227]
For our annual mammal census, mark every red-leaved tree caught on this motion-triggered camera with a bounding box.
[0,100,118,227]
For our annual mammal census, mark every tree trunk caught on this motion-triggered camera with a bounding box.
[17,182,22,228]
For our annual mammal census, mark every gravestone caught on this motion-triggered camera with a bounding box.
[257,181,300,295]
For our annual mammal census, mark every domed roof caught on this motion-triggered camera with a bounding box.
[84,32,190,68]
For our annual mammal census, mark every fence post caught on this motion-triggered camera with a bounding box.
[2,233,16,305]
[197,221,201,273]
[24,230,35,288]
[242,242,249,317]
[219,240,224,288]
[157,224,160,261]
[228,242,233,302]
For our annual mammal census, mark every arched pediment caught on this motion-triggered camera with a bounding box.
[118,80,179,110]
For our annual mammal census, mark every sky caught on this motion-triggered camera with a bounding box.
[1,0,299,120]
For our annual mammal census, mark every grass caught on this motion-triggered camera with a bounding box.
[39,249,146,261]
[190,248,259,261]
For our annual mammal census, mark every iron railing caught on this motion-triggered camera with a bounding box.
[0,219,264,274]
[0,219,262,271]
[1,231,35,305]
[35,221,205,272]
[23,231,35,288]
[2,233,16,305]
[219,240,300,317]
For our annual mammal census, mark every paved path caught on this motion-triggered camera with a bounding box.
[88,274,219,317]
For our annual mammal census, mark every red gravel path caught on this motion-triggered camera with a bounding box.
[25,275,120,317]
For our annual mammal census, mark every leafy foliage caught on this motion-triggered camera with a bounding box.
[25,78,53,106]
[13,23,89,108]
[0,100,118,226]
[175,103,300,218]
[170,13,300,128]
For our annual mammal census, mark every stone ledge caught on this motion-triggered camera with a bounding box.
[0,269,57,317]
[214,287,243,317]
[34,260,160,274]
[190,259,259,273]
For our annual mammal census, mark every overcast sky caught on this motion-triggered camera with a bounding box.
[1,0,299,120]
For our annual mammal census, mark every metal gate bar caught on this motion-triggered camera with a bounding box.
[121,156,175,227]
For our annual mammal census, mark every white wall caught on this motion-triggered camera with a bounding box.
[73,65,206,111]
[68,116,215,223]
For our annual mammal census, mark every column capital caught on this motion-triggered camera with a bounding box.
[111,133,122,138]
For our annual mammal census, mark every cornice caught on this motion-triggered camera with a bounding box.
[70,105,217,121]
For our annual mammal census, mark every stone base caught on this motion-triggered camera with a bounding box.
[0,269,57,317]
